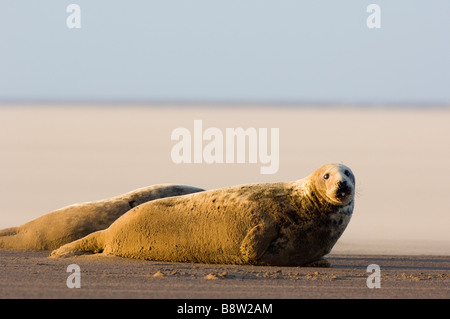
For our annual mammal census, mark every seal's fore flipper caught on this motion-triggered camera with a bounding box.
[50,230,105,258]
[240,223,277,264]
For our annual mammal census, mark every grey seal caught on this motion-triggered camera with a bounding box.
[0,184,204,250]
[51,163,355,266]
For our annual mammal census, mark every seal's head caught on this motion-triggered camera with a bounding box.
[311,163,355,206]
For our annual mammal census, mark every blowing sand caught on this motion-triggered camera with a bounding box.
[0,105,449,299]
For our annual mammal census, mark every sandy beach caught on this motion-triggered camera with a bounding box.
[0,249,448,299]
[0,105,449,299]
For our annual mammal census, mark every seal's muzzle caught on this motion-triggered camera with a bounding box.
[336,180,352,199]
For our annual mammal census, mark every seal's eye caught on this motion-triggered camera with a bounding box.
[344,170,350,177]
[323,173,329,180]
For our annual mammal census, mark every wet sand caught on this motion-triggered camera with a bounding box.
[0,249,448,299]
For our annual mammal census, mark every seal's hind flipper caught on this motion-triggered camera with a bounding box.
[0,227,19,248]
[0,227,18,237]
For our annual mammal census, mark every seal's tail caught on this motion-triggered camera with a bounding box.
[50,230,105,258]
[0,227,18,237]
[0,227,19,248]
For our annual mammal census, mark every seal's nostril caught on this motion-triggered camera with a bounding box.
[338,180,347,187]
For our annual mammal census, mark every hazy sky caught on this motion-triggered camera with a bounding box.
[1,1,449,104]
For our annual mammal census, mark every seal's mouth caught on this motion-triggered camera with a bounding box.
[335,182,353,201]
[336,189,350,199]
